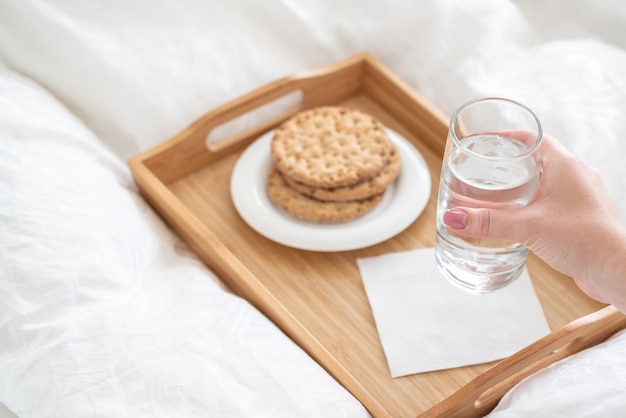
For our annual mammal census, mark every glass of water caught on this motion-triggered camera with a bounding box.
[435,97,543,294]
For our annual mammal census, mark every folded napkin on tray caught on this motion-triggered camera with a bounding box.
[357,248,551,378]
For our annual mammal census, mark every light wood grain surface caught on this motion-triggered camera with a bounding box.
[129,54,623,417]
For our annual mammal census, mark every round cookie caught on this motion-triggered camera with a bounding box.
[283,144,401,202]
[266,166,383,223]
[271,106,394,188]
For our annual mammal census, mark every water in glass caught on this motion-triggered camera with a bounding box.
[435,133,540,293]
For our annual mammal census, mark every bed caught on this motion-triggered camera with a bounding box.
[1,1,626,417]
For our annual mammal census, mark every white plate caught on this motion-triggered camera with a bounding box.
[230,128,431,252]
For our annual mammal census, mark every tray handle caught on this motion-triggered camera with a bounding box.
[141,54,370,183]
[201,54,369,152]
[419,305,626,417]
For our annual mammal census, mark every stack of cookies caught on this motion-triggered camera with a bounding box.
[267,106,401,223]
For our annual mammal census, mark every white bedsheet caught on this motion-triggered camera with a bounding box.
[0,63,367,417]
[1,1,625,417]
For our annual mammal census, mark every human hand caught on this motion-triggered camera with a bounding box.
[443,133,626,311]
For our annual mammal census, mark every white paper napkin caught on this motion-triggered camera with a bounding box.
[357,247,551,378]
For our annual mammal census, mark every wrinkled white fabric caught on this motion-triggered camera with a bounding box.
[0,64,367,418]
[0,0,626,417]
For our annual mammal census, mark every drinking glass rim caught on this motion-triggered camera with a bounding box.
[450,97,543,162]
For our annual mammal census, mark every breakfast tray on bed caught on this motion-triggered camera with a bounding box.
[129,53,626,417]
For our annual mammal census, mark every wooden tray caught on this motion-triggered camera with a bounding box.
[129,53,626,417]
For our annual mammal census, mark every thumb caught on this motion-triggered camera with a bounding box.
[442,207,519,242]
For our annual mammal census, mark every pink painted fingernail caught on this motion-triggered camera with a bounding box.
[443,209,468,229]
